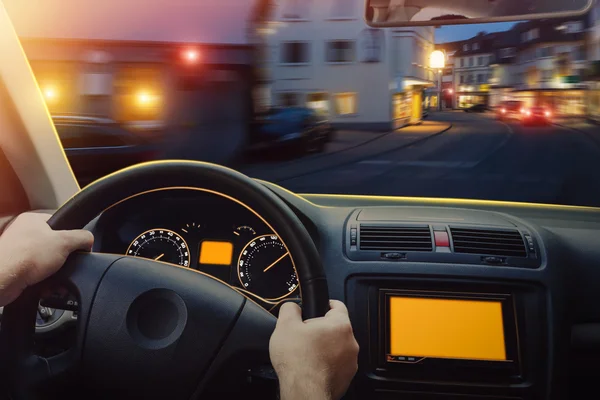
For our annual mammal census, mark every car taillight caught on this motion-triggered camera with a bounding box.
[501,108,506,113]
[526,111,531,116]
[520,108,525,113]
[545,111,551,117]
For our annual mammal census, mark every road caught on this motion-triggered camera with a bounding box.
[241,111,600,208]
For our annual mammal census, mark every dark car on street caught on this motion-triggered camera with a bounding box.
[52,115,159,186]
[521,106,552,126]
[250,107,334,155]
[496,100,525,121]
[464,104,488,113]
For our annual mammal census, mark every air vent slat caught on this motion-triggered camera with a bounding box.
[450,227,527,257]
[359,225,432,252]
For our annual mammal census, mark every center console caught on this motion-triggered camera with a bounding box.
[347,276,549,400]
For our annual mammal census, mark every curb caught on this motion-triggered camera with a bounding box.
[275,123,453,183]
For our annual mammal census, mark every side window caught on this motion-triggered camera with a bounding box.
[56,125,128,148]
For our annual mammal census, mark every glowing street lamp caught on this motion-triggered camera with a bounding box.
[43,86,57,101]
[429,50,446,70]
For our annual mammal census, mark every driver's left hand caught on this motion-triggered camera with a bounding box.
[0,212,93,307]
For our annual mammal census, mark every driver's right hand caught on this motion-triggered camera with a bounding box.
[269,300,359,400]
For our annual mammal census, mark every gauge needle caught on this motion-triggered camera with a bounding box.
[154,253,165,261]
[263,252,289,273]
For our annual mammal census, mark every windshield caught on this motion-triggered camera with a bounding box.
[3,0,600,207]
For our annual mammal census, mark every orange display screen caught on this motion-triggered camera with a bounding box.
[199,241,233,265]
[388,297,507,361]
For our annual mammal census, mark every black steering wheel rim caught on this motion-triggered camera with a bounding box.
[0,161,330,399]
[49,160,329,318]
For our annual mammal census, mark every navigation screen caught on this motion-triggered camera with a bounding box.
[388,296,507,361]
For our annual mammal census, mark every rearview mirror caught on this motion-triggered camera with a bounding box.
[365,0,593,27]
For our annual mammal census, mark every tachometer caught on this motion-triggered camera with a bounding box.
[127,228,190,267]
[237,234,298,300]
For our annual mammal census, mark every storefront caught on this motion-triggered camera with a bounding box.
[586,82,600,122]
[456,85,490,109]
[392,78,433,129]
[489,87,513,109]
[512,88,587,116]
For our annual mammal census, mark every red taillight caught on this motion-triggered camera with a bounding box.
[545,111,551,117]
[526,111,532,116]
[501,108,506,114]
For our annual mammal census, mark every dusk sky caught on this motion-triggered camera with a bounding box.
[435,22,518,43]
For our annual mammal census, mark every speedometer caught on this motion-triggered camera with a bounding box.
[237,234,298,300]
[127,228,190,267]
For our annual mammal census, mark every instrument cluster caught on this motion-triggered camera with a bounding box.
[93,189,300,306]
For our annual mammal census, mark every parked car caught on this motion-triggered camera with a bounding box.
[250,107,334,155]
[52,115,159,186]
[496,100,525,121]
[521,106,552,126]
[464,104,488,113]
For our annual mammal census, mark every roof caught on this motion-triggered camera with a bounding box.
[512,16,589,51]
[435,40,465,53]
[3,0,256,45]
[452,32,500,56]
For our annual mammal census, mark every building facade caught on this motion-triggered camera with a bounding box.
[452,33,496,109]
[435,40,463,109]
[4,0,267,164]
[586,0,600,122]
[440,14,590,116]
[267,0,435,131]
[511,17,588,116]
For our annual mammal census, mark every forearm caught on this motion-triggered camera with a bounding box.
[278,375,332,400]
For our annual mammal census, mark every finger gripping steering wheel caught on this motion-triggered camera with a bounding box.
[0,161,329,399]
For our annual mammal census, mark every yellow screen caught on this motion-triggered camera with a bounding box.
[389,297,507,361]
[199,241,233,265]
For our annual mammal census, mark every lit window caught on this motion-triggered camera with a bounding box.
[280,42,311,64]
[326,40,355,63]
[334,93,357,115]
[306,93,330,116]
[282,0,310,20]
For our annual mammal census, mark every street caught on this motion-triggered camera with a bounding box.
[240,111,600,208]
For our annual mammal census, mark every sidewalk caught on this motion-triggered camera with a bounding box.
[242,121,452,183]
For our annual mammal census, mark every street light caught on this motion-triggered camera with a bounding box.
[429,50,445,111]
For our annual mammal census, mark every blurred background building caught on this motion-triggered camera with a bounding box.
[586,0,600,122]
[266,0,435,131]
[3,0,269,164]
[437,11,591,116]
[452,32,496,109]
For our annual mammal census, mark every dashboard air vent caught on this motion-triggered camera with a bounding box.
[359,225,432,251]
[450,227,527,257]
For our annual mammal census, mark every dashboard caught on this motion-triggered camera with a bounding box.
[33,182,600,400]
[93,189,300,308]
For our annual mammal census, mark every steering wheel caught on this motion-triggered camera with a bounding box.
[0,161,330,399]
